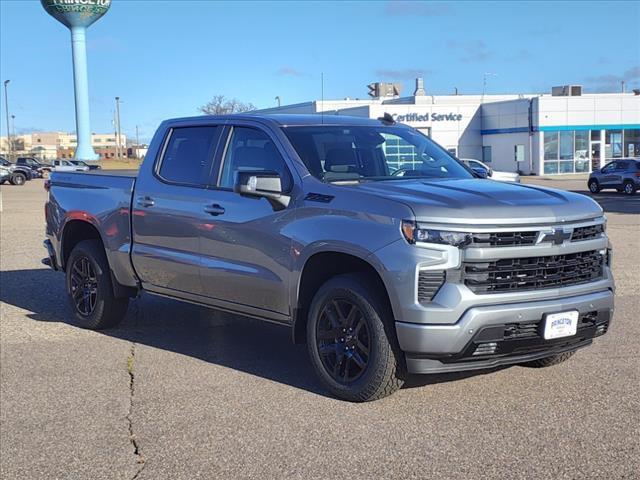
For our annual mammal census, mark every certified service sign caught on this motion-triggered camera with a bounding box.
[41,0,111,28]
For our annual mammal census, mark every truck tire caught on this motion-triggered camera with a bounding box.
[66,239,129,329]
[522,351,575,368]
[307,273,405,402]
[10,173,26,186]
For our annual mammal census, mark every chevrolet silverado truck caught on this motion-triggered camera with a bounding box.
[43,114,615,401]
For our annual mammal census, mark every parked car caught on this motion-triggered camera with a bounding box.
[461,158,521,183]
[17,157,52,177]
[0,156,32,185]
[0,164,11,184]
[52,159,89,172]
[43,114,614,401]
[588,158,639,195]
[69,160,101,170]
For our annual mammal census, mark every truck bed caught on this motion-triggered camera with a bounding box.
[47,169,139,289]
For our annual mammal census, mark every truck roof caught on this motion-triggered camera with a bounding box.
[162,113,399,128]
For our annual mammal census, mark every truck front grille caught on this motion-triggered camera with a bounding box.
[417,270,446,302]
[468,223,604,247]
[463,250,604,294]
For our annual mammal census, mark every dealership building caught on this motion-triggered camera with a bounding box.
[258,80,640,175]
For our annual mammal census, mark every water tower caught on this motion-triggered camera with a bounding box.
[41,0,111,161]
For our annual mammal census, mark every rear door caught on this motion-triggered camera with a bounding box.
[197,124,295,317]
[131,124,223,295]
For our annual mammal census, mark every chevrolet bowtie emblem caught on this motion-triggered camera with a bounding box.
[537,228,572,245]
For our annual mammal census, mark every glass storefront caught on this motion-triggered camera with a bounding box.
[544,128,640,174]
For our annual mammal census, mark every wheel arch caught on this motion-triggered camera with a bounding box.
[292,250,395,344]
[61,219,136,298]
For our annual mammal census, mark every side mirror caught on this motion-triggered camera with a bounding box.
[233,170,290,209]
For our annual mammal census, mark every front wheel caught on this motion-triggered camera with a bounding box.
[66,239,129,329]
[588,179,600,193]
[307,274,405,402]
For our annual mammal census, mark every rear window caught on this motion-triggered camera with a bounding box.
[158,126,221,186]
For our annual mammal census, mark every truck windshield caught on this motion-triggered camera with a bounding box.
[283,125,473,182]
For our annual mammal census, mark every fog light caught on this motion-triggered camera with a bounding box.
[473,342,498,356]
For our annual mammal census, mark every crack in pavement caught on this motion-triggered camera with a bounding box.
[127,301,146,480]
[127,341,146,480]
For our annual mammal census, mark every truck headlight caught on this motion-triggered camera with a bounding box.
[402,221,472,247]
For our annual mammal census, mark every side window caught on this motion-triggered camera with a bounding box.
[601,162,615,173]
[158,126,220,186]
[219,127,292,191]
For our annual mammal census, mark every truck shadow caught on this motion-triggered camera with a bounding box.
[2,268,507,399]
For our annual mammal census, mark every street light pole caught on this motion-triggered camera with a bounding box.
[275,96,281,107]
[3,80,10,158]
[11,115,15,153]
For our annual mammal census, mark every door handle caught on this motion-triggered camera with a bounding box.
[204,204,225,216]
[136,196,155,208]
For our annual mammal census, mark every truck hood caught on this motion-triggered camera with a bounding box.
[354,178,603,226]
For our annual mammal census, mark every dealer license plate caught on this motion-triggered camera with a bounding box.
[543,310,579,340]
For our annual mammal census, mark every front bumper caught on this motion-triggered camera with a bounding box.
[397,289,613,374]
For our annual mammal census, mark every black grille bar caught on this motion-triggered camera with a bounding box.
[463,250,604,294]
[418,271,445,302]
[571,224,604,241]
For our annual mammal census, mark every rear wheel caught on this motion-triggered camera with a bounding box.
[66,239,129,329]
[522,351,575,368]
[588,179,600,193]
[307,274,405,402]
[10,173,26,186]
[623,180,637,195]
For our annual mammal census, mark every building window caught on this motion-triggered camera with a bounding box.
[544,131,558,160]
[606,130,623,158]
[591,130,601,141]
[623,129,640,158]
[447,147,458,157]
[559,131,573,160]
[482,146,492,163]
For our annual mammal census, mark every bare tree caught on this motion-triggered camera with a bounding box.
[199,95,256,115]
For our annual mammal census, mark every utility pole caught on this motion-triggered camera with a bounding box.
[3,80,10,158]
[275,96,281,107]
[115,96,122,159]
[135,125,140,158]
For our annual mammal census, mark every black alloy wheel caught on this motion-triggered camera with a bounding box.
[70,255,99,316]
[316,298,370,383]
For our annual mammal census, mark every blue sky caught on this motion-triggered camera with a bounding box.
[1,0,639,142]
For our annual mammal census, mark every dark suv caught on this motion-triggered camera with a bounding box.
[16,157,52,177]
[0,156,33,185]
[588,159,640,195]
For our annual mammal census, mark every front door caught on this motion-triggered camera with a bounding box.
[198,125,295,316]
[131,125,222,295]
[590,142,602,171]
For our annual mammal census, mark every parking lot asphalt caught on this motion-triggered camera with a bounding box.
[1,178,638,480]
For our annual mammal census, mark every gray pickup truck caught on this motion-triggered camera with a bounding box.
[43,114,615,401]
